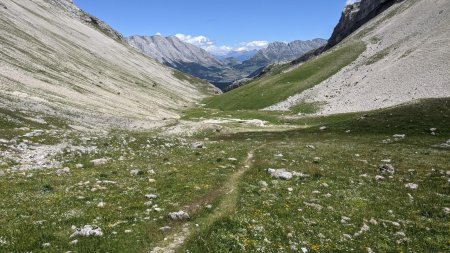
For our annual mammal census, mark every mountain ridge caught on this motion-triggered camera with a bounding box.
[126,35,326,90]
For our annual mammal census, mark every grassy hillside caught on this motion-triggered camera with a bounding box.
[204,42,366,110]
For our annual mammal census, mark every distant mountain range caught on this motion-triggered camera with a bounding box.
[126,36,326,90]
[213,50,258,62]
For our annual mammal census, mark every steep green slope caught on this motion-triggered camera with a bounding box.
[204,42,366,110]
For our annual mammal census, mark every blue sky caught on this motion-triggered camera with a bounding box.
[74,0,350,55]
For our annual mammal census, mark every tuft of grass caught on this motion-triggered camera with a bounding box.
[365,47,390,65]
[204,42,366,110]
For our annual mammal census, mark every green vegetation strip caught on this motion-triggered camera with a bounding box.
[204,42,366,110]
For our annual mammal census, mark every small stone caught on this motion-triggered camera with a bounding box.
[42,243,51,247]
[313,157,321,163]
[191,142,204,149]
[443,207,450,214]
[91,158,109,166]
[75,164,84,169]
[319,126,327,131]
[405,183,418,189]
[97,202,106,208]
[306,145,316,150]
[378,164,395,174]
[341,216,351,224]
[228,158,237,161]
[287,187,293,192]
[145,194,158,199]
[168,210,190,221]
[159,226,171,233]
[70,225,103,238]
[124,230,132,233]
[375,175,385,180]
[69,240,78,245]
[205,204,213,209]
[393,134,406,139]
[343,234,352,240]
[130,169,141,176]
[267,168,293,180]
[259,181,268,188]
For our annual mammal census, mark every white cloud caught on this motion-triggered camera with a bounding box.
[174,33,268,55]
[346,0,360,5]
[236,41,269,52]
[175,34,214,48]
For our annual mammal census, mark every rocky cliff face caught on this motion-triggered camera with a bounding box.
[244,39,327,67]
[48,0,124,41]
[327,0,400,48]
[127,35,223,68]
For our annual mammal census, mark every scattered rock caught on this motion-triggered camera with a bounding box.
[159,226,171,233]
[443,207,450,215]
[306,145,316,150]
[56,167,70,176]
[129,169,141,176]
[91,158,109,166]
[168,211,190,221]
[319,126,327,131]
[69,240,78,245]
[259,181,268,188]
[145,194,158,199]
[42,242,51,247]
[341,216,351,224]
[268,168,292,180]
[97,202,106,208]
[430,128,438,135]
[313,157,321,163]
[70,225,103,238]
[228,158,237,161]
[354,223,370,237]
[393,134,406,139]
[375,175,385,180]
[75,163,84,169]
[304,202,323,211]
[433,139,450,149]
[378,164,395,174]
[405,183,418,189]
[191,142,204,149]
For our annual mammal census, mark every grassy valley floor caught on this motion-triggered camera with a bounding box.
[0,98,449,252]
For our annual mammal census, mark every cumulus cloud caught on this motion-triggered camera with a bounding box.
[236,41,269,52]
[175,34,214,48]
[346,0,361,5]
[174,33,268,55]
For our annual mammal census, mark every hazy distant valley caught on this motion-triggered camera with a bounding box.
[127,35,327,90]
